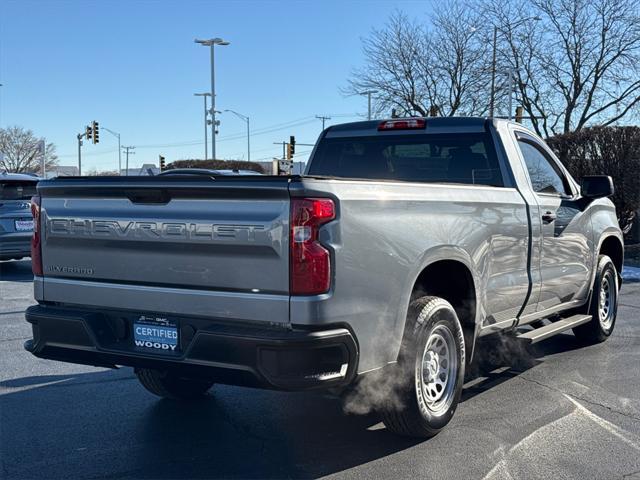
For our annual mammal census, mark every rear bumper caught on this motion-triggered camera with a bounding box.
[24,304,358,391]
[0,234,31,259]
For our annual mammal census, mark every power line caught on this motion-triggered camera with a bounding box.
[57,118,320,156]
[56,113,362,159]
[253,148,313,162]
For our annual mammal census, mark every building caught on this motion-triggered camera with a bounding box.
[119,164,160,176]
[45,165,79,178]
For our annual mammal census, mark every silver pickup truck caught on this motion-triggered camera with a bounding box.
[25,117,623,438]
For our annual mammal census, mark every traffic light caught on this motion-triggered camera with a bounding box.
[91,121,99,144]
[287,136,295,160]
[515,106,524,123]
[85,125,92,141]
[159,155,166,171]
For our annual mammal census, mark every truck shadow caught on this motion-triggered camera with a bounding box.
[0,259,33,283]
[1,333,583,479]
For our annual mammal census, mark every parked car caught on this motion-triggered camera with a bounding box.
[0,172,39,261]
[24,117,622,438]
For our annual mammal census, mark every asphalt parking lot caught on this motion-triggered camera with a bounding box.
[2,259,640,480]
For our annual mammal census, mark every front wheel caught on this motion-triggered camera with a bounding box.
[573,254,619,344]
[135,368,214,400]
[381,296,466,438]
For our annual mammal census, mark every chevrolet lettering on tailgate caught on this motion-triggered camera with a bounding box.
[47,219,267,242]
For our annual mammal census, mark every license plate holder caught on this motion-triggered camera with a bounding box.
[15,219,34,231]
[133,315,179,353]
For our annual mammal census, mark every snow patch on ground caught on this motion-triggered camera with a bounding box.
[622,265,640,283]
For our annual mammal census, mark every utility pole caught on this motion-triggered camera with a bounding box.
[224,109,250,161]
[122,146,135,176]
[316,115,331,130]
[103,128,121,175]
[358,90,377,120]
[194,93,211,160]
[195,37,230,160]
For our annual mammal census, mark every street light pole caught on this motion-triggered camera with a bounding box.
[194,93,211,160]
[195,37,230,160]
[210,45,216,159]
[489,17,541,118]
[507,69,514,120]
[224,109,250,161]
[103,127,121,175]
[77,134,82,175]
[489,26,498,118]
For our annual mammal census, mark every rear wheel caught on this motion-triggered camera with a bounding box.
[573,255,619,344]
[381,296,465,438]
[135,368,214,400]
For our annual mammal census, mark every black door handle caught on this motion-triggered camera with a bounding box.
[542,211,556,223]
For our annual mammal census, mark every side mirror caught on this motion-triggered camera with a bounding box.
[581,175,614,199]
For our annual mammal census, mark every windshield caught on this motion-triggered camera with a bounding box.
[0,181,38,200]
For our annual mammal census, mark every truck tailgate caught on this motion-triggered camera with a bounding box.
[36,177,291,325]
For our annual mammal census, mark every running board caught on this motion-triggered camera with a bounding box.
[517,315,592,344]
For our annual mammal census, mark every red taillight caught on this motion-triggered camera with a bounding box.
[290,198,335,295]
[377,118,426,131]
[30,195,43,276]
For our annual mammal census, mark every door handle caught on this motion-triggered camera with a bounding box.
[541,211,556,223]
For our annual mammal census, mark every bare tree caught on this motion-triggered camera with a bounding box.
[0,126,58,174]
[350,0,640,135]
[346,5,491,118]
[429,1,493,116]
[346,12,430,117]
[488,0,640,136]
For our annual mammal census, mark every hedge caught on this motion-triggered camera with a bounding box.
[165,159,265,174]
[547,126,640,238]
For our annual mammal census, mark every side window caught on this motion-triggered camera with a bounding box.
[517,139,568,195]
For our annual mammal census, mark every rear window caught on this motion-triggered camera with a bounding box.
[308,133,504,187]
[0,181,38,200]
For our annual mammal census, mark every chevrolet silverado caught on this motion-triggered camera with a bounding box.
[24,117,623,438]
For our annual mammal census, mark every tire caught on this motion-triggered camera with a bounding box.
[381,296,466,438]
[573,254,619,344]
[135,368,214,400]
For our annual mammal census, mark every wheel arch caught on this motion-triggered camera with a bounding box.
[401,254,480,364]
[595,232,624,289]
[599,235,623,275]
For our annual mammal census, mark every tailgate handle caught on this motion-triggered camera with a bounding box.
[126,190,171,204]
